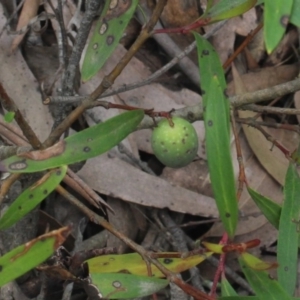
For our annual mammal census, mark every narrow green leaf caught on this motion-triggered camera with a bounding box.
[81,0,139,81]
[290,0,300,27]
[194,32,238,237]
[87,252,211,277]
[0,226,71,287]
[221,277,238,296]
[89,273,168,299]
[206,0,257,23]
[0,166,67,230]
[277,163,300,295]
[0,110,144,173]
[239,256,292,300]
[264,0,294,53]
[247,187,281,229]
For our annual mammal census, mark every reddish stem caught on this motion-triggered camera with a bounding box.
[210,233,228,297]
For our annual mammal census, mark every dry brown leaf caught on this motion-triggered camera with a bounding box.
[11,0,40,52]
[231,64,300,185]
[106,197,139,253]
[206,8,257,63]
[226,63,300,96]
[77,153,217,217]
[0,4,53,141]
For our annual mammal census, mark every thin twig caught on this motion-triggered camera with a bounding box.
[240,104,300,115]
[231,77,300,107]
[236,117,300,134]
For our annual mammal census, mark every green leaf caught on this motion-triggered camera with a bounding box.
[89,273,168,299]
[239,255,292,300]
[81,0,139,81]
[205,0,257,23]
[0,166,67,230]
[277,163,300,295]
[87,252,211,277]
[4,111,15,123]
[0,110,144,173]
[221,277,238,296]
[264,0,294,53]
[0,226,71,287]
[247,187,281,229]
[194,32,238,238]
[290,0,300,27]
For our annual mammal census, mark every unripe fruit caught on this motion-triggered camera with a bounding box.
[151,117,198,168]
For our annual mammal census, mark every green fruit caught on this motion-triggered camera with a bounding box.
[151,117,198,168]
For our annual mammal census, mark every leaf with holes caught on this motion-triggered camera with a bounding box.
[87,273,168,299]
[194,32,238,238]
[0,166,67,230]
[87,252,211,277]
[81,0,139,82]
[0,110,144,173]
[0,226,71,288]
